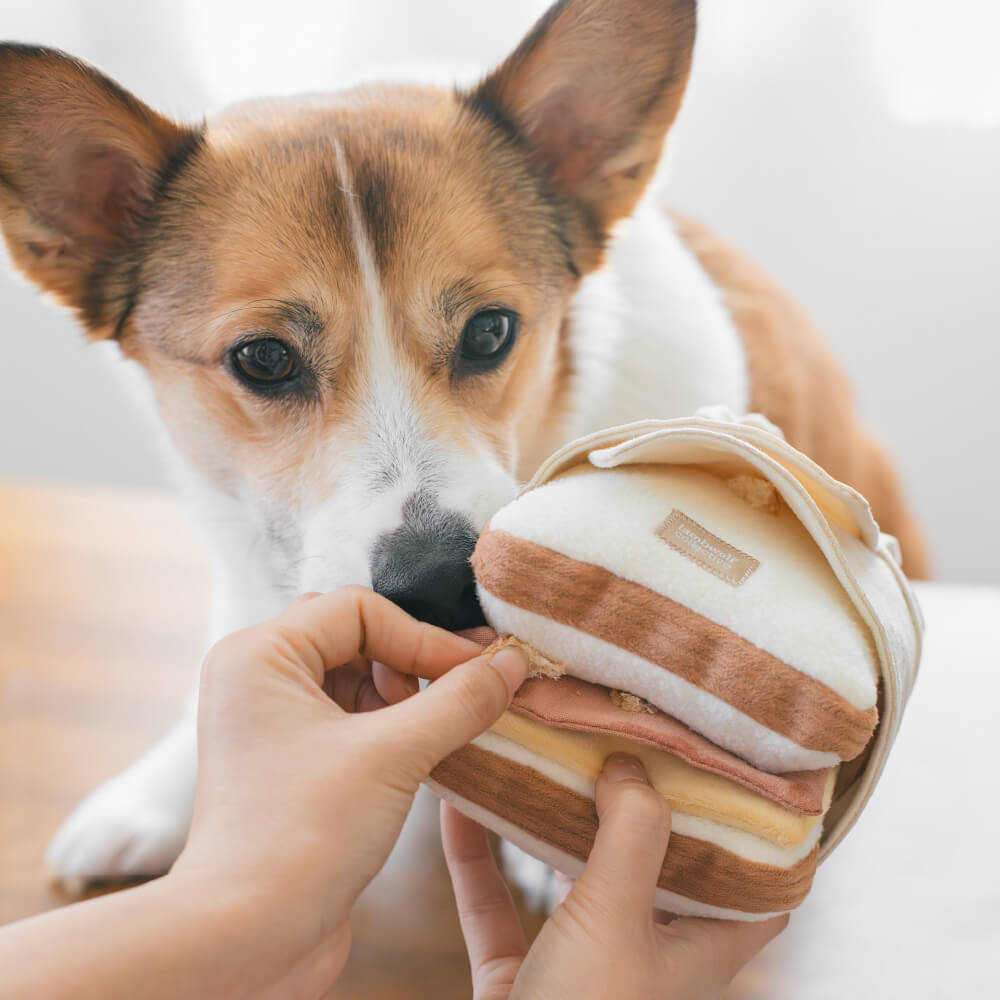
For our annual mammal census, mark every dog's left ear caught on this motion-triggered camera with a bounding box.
[0,44,202,337]
[466,0,695,247]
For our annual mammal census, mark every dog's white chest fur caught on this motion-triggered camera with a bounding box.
[562,195,748,441]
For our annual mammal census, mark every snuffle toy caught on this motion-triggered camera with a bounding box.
[429,410,923,920]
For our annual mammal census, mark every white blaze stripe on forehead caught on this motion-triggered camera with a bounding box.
[331,137,429,486]
[332,138,392,368]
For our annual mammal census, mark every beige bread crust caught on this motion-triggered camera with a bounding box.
[670,210,931,579]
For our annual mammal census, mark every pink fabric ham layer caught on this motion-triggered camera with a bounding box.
[457,627,831,816]
[510,676,831,815]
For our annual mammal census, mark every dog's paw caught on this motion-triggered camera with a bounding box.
[45,775,190,886]
[500,840,563,914]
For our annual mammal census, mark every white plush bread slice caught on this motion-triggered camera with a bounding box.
[476,461,880,773]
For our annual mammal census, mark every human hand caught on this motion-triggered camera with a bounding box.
[442,754,788,1000]
[171,586,528,999]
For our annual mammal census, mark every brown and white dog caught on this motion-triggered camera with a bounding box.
[0,0,928,887]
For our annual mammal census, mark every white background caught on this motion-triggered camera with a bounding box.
[1,0,998,582]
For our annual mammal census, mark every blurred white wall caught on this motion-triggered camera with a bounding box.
[1,0,998,582]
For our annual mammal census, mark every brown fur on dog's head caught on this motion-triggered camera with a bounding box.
[0,1,696,611]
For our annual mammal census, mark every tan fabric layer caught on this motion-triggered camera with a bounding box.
[473,528,877,759]
[433,743,818,914]
[511,675,833,815]
[492,711,828,847]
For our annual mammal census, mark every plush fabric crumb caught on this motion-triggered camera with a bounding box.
[484,635,566,679]
[609,689,657,714]
[727,474,780,514]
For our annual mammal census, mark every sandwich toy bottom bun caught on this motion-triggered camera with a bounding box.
[428,410,923,920]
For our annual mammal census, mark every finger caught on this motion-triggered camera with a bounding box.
[659,913,790,993]
[380,645,528,773]
[570,754,671,924]
[322,660,387,714]
[243,586,485,688]
[441,803,527,997]
[373,660,420,704]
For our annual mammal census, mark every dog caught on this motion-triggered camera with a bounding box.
[0,0,929,891]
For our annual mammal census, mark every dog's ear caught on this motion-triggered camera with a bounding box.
[466,0,695,242]
[0,44,201,337]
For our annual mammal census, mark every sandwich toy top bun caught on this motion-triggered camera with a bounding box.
[429,408,924,921]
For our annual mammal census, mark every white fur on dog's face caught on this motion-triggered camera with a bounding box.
[294,385,519,595]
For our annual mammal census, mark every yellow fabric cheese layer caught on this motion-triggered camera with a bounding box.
[491,710,836,848]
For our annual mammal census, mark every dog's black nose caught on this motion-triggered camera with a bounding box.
[369,495,486,631]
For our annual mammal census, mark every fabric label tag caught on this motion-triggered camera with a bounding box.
[655,509,759,587]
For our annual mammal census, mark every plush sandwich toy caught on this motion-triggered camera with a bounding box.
[428,409,923,921]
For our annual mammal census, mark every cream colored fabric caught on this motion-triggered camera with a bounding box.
[520,409,924,862]
[490,463,879,709]
[477,589,840,772]
[428,778,786,923]
[473,728,826,868]
[492,709,830,847]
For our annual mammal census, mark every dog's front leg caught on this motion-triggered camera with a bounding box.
[45,692,199,882]
[46,530,285,884]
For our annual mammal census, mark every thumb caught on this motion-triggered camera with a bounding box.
[380,645,528,775]
[568,754,671,925]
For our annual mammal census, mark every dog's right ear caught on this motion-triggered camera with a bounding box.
[465,0,696,268]
[0,44,202,338]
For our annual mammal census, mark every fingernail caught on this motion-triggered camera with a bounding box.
[402,674,420,697]
[488,646,528,698]
[602,753,649,783]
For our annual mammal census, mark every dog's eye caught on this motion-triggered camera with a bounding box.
[232,338,296,386]
[460,310,517,365]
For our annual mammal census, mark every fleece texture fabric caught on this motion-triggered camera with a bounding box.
[478,593,836,772]
[430,411,923,918]
[491,709,830,847]
[490,463,879,707]
[510,675,833,814]
[432,730,826,917]
[478,462,879,772]
[427,777,787,922]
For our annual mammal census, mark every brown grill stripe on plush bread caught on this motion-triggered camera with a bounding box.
[473,528,877,760]
[433,743,818,914]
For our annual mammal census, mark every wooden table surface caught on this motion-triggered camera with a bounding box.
[0,482,543,998]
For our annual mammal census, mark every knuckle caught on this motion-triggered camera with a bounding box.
[200,631,250,679]
[201,624,284,681]
[450,672,499,729]
[552,886,616,940]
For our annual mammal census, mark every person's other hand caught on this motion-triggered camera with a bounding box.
[172,586,527,998]
[442,754,788,1000]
